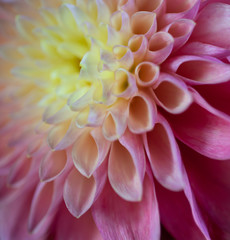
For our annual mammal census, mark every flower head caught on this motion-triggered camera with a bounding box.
[1,0,230,239]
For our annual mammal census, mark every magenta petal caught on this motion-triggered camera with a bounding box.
[192,3,230,49]
[195,80,230,116]
[92,175,160,240]
[181,144,230,238]
[167,90,230,160]
[179,41,230,58]
[164,55,230,85]
[155,181,210,240]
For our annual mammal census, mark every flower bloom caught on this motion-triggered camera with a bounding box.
[1,0,230,239]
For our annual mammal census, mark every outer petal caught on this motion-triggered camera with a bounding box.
[181,143,230,239]
[163,55,230,85]
[108,130,145,201]
[63,159,107,218]
[192,3,230,49]
[55,203,103,240]
[92,175,160,240]
[155,181,210,240]
[167,90,230,160]
[143,114,184,191]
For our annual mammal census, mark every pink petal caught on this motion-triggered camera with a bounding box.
[153,73,192,114]
[143,114,184,191]
[163,19,196,51]
[128,35,148,65]
[55,203,103,240]
[191,3,230,49]
[92,175,160,240]
[102,99,129,141]
[28,178,64,233]
[181,143,230,238]
[179,41,230,58]
[164,55,230,85]
[63,168,96,218]
[167,90,230,160]
[155,181,210,240]
[135,61,159,87]
[72,128,110,177]
[159,0,200,28]
[108,130,145,201]
[195,80,230,116]
[63,160,107,218]
[113,68,137,98]
[7,155,32,187]
[39,150,67,182]
[131,11,157,39]
[146,32,174,64]
[128,91,157,134]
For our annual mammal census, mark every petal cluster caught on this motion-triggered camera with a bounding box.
[1,0,230,239]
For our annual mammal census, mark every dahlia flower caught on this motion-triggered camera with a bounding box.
[1,0,230,239]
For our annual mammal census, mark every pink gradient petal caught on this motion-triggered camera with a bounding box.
[63,160,107,218]
[92,175,160,240]
[128,35,148,65]
[159,0,200,27]
[155,181,210,240]
[181,143,230,239]
[128,91,157,134]
[131,11,157,39]
[72,128,110,177]
[102,99,129,141]
[39,150,67,182]
[195,81,230,116]
[167,90,230,160]
[163,19,196,51]
[108,130,145,201]
[7,155,32,187]
[146,32,174,64]
[0,185,45,240]
[56,203,103,240]
[153,73,192,114]
[164,55,230,85]
[143,114,184,191]
[28,177,64,233]
[63,168,97,218]
[179,41,230,58]
[192,3,230,49]
[135,62,159,87]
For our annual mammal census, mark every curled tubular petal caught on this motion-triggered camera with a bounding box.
[153,73,192,114]
[102,99,129,141]
[135,62,159,87]
[108,130,145,201]
[128,35,148,65]
[131,11,157,39]
[146,32,174,65]
[113,68,137,98]
[128,92,157,134]
[163,19,196,51]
